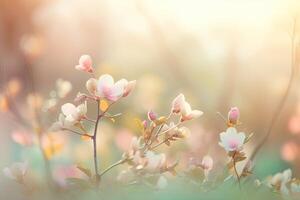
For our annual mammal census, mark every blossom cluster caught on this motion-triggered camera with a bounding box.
[264,169,300,196]
[2,54,300,198]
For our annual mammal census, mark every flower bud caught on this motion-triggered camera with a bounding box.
[86,78,98,95]
[228,107,239,125]
[142,120,148,129]
[147,110,157,121]
[201,155,213,171]
[123,80,136,97]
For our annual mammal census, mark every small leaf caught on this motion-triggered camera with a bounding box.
[99,99,109,112]
[77,166,92,177]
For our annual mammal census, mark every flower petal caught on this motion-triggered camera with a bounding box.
[97,74,114,97]
[61,103,77,116]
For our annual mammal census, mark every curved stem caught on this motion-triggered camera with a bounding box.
[246,20,298,164]
[232,152,241,190]
[99,159,126,177]
[62,128,89,137]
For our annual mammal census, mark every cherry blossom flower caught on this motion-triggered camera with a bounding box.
[171,93,185,114]
[180,101,203,122]
[269,169,292,195]
[171,94,203,121]
[219,127,246,152]
[3,162,28,183]
[61,102,87,125]
[86,74,136,101]
[75,55,94,73]
[97,74,135,101]
[51,102,87,130]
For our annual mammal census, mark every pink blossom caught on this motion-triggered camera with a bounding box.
[219,127,245,152]
[171,93,185,113]
[75,55,94,73]
[171,94,203,121]
[180,101,203,122]
[51,102,87,130]
[97,74,135,101]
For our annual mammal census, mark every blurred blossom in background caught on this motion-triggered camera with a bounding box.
[1,0,300,193]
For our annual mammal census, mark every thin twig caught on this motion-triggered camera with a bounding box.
[216,112,227,123]
[232,152,241,190]
[246,18,298,164]
[62,128,90,137]
[99,159,126,177]
[85,117,96,123]
[92,100,101,179]
[148,137,169,150]
[92,100,115,183]
[157,122,181,136]
[148,125,180,151]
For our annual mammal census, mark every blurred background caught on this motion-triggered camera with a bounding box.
[1,0,300,189]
